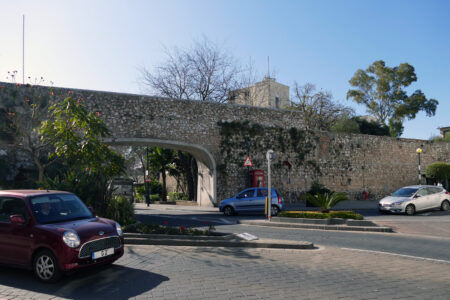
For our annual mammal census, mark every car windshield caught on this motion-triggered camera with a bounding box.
[30,193,93,224]
[391,188,418,197]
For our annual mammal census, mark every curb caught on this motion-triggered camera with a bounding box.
[124,233,315,249]
[238,220,394,232]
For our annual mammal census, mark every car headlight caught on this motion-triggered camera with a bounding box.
[115,222,123,236]
[392,201,404,206]
[62,231,81,248]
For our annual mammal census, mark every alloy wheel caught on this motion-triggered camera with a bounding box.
[33,250,61,282]
[441,201,450,211]
[405,204,415,216]
[271,205,279,216]
[223,206,234,216]
[36,255,55,281]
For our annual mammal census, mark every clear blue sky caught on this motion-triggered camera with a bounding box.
[1,0,449,140]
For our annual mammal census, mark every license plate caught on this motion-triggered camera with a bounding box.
[92,248,114,260]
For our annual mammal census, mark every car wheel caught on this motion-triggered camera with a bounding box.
[223,206,234,216]
[271,205,279,216]
[440,200,450,211]
[405,204,415,216]
[33,250,61,283]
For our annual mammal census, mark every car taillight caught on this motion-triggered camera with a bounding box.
[278,195,282,204]
[446,191,450,195]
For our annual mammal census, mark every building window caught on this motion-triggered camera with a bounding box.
[275,96,280,108]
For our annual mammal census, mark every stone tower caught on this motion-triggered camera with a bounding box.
[229,77,290,109]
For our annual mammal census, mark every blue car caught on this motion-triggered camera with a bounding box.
[219,187,284,216]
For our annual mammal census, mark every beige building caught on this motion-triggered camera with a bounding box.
[438,126,450,138]
[229,77,290,109]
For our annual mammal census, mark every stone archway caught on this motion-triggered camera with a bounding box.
[103,138,216,207]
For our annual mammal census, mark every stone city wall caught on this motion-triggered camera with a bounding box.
[0,82,449,204]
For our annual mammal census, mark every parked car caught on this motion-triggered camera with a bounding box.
[0,190,124,282]
[219,187,284,216]
[378,185,450,216]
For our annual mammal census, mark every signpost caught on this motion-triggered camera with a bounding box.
[243,156,253,167]
[266,150,274,221]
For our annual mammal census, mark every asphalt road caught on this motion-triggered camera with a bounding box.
[136,205,450,262]
[0,204,449,299]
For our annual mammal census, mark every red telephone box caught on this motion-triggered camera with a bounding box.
[249,170,265,187]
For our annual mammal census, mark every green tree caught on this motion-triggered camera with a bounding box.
[40,97,124,177]
[426,162,450,185]
[147,147,177,201]
[347,60,438,137]
[0,83,57,183]
[40,97,125,213]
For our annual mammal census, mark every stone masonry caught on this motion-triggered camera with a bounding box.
[0,82,449,206]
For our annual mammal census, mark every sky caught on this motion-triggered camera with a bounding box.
[0,0,449,140]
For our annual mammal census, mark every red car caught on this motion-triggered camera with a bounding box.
[0,190,124,282]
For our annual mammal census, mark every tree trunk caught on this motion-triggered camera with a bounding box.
[161,169,167,201]
[178,151,196,201]
[32,152,45,183]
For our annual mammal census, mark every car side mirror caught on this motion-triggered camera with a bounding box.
[88,206,95,215]
[10,214,26,225]
[414,194,421,198]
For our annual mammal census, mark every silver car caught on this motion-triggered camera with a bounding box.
[379,185,450,215]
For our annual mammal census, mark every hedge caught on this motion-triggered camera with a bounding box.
[426,162,450,182]
[278,210,363,220]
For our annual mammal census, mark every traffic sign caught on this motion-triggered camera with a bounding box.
[243,156,253,167]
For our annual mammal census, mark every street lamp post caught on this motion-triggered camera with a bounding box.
[145,146,150,206]
[416,147,423,185]
[266,150,274,221]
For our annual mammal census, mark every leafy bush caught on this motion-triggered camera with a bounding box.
[104,195,135,225]
[149,180,163,195]
[426,162,450,182]
[135,181,162,198]
[304,191,348,213]
[150,194,160,201]
[168,192,188,201]
[278,210,363,220]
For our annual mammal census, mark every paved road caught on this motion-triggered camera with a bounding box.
[136,204,450,262]
[1,245,449,299]
[1,204,450,299]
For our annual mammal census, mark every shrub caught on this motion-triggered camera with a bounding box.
[426,162,450,183]
[304,191,348,213]
[123,222,216,236]
[168,192,189,201]
[278,210,363,220]
[150,194,160,201]
[104,195,135,225]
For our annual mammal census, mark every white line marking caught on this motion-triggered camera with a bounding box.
[341,247,450,264]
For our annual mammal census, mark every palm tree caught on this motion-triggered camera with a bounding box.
[304,191,348,213]
[147,147,176,201]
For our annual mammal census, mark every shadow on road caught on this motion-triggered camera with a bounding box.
[0,263,168,299]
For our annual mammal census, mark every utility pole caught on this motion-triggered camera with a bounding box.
[22,15,25,84]
[266,149,274,221]
[145,147,150,206]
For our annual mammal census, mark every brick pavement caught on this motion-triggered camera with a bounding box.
[0,245,449,299]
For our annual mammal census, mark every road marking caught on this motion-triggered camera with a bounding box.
[341,247,450,264]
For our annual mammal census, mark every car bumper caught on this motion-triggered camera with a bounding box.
[378,204,405,213]
[57,236,125,272]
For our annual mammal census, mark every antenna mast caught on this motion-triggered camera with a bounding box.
[22,15,25,84]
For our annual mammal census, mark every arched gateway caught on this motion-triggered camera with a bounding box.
[103,138,216,207]
[17,84,305,207]
[2,83,449,206]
